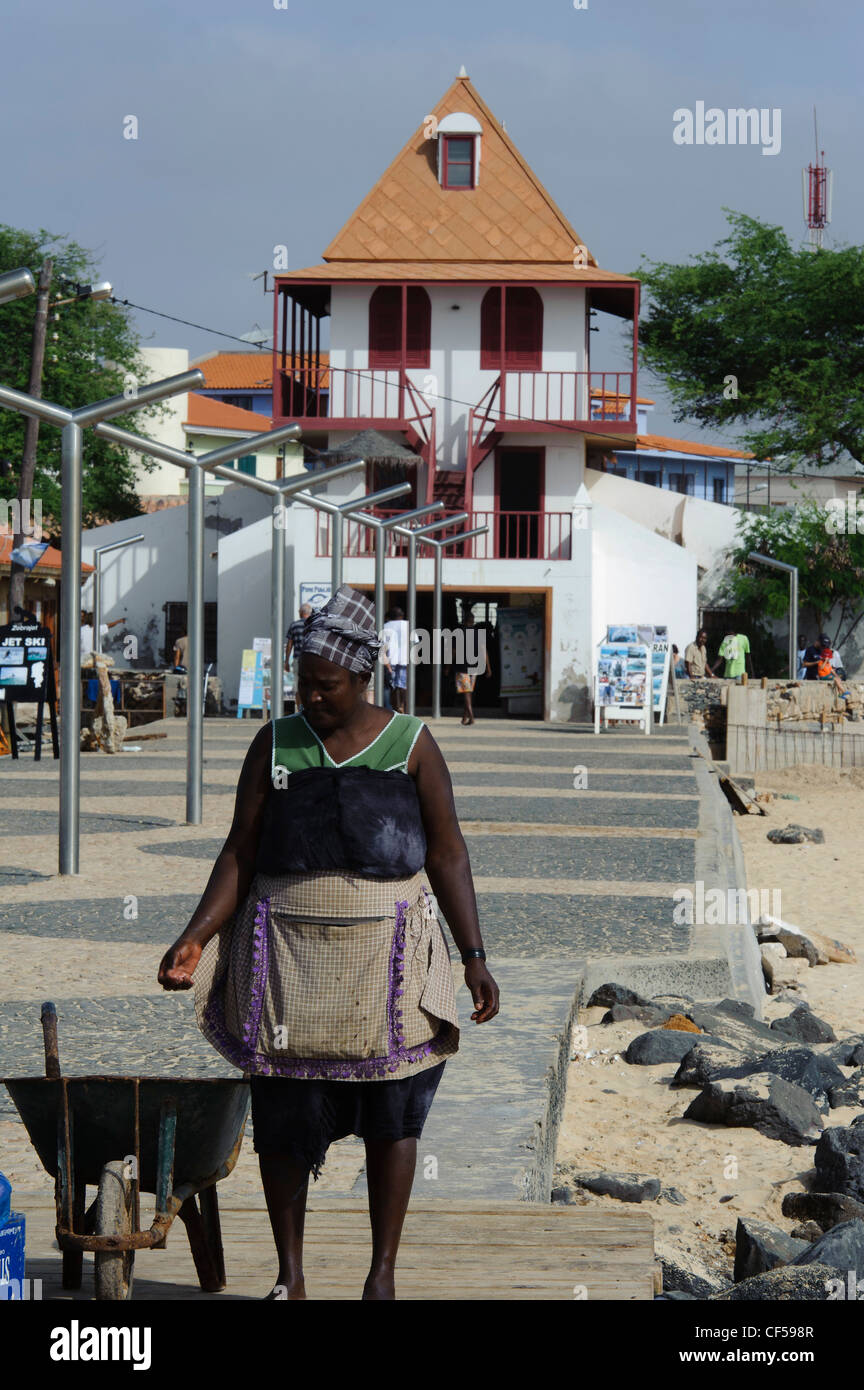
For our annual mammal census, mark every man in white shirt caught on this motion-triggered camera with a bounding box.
[80,611,123,661]
[381,605,409,712]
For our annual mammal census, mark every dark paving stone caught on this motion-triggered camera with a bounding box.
[450,770,696,794]
[0,866,53,887]
[464,834,694,881]
[443,749,695,771]
[0,809,175,836]
[139,839,225,862]
[476,894,692,958]
[0,894,200,944]
[9,780,235,798]
[454,795,699,828]
[0,995,235,1119]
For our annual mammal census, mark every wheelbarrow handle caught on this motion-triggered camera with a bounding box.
[41,1001,61,1079]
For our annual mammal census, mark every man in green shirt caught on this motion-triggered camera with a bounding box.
[718,629,751,680]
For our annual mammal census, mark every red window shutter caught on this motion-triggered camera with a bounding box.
[369,287,401,367]
[480,287,542,370]
[369,287,430,369]
[480,288,501,368]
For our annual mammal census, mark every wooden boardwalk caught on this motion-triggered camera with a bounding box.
[19,1194,655,1301]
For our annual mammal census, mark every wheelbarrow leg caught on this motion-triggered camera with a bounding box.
[61,1178,86,1290]
[178,1195,224,1293]
[199,1186,226,1289]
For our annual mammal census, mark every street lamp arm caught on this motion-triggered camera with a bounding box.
[0,268,36,305]
[0,384,73,426]
[73,370,206,426]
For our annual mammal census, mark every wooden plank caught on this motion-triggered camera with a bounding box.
[17,1196,655,1301]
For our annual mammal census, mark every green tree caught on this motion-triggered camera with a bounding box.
[636,212,864,468]
[0,224,162,534]
[721,505,864,665]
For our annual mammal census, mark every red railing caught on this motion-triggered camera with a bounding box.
[499,370,637,424]
[277,364,434,440]
[314,509,572,561]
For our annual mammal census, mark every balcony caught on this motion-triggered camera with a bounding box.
[469,370,637,473]
[275,363,435,461]
[314,509,573,562]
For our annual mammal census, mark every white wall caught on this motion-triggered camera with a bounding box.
[590,500,697,660]
[585,466,739,573]
[329,284,588,470]
[133,347,193,496]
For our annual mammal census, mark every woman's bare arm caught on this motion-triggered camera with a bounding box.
[410,727,499,1022]
[158,724,272,989]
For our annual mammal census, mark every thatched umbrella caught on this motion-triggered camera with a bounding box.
[309,429,422,484]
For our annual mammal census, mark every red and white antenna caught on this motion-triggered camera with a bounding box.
[802,108,832,250]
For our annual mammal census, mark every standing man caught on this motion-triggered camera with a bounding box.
[172,632,189,671]
[285,603,313,691]
[80,610,123,662]
[381,605,409,713]
[801,632,831,681]
[717,627,751,682]
[684,629,717,680]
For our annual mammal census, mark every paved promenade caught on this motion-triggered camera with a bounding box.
[0,713,749,1213]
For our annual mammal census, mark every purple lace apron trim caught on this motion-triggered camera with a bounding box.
[203,894,451,1079]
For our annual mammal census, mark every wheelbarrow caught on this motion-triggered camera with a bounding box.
[3,1003,250,1300]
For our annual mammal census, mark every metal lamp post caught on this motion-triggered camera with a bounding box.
[0,268,35,305]
[748,552,799,679]
[340,504,443,704]
[93,423,364,813]
[0,369,207,873]
[423,526,489,718]
[91,533,144,655]
[391,513,469,716]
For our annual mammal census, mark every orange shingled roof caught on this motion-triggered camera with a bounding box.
[320,76,627,274]
[191,352,273,390]
[280,261,633,284]
[0,534,94,575]
[637,433,754,461]
[184,395,271,432]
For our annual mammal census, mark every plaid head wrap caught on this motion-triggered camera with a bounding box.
[301,585,381,674]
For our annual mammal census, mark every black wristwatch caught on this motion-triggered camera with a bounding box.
[461,948,487,964]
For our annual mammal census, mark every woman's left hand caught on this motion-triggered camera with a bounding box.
[464,960,499,1023]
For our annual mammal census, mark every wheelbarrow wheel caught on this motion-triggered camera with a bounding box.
[94,1161,134,1301]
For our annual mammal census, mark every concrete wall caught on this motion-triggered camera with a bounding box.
[590,497,697,660]
[585,466,739,573]
[133,347,194,497]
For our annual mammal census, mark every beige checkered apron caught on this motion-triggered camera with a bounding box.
[194,870,460,1080]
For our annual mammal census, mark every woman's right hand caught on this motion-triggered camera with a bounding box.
[157,938,203,991]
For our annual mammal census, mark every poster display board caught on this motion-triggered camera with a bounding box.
[236,646,265,716]
[0,618,59,759]
[594,624,670,735]
[497,607,543,697]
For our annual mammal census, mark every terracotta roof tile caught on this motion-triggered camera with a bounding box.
[184,395,272,432]
[0,534,94,575]
[636,433,754,461]
[320,76,615,272]
[279,260,634,284]
[191,352,274,390]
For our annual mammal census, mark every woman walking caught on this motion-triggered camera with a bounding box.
[454,611,491,725]
[158,585,499,1300]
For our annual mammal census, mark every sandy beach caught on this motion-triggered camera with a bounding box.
[555,763,864,1287]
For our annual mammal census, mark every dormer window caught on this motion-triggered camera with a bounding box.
[442,136,475,189]
[436,112,483,189]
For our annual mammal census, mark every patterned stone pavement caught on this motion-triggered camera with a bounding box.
[0,714,709,1203]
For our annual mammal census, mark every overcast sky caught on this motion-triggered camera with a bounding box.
[4,0,860,442]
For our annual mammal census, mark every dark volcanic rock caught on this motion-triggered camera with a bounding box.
[672,1040,757,1087]
[586,983,652,1009]
[782,1189,864,1230]
[790,1219,864,1275]
[550,1186,575,1205]
[570,1171,661,1203]
[675,1044,843,1109]
[685,1004,778,1050]
[770,1007,836,1044]
[823,1036,864,1068]
[733,1218,809,1281]
[767,824,825,844]
[790,1222,824,1242]
[625,1030,717,1065]
[814,1126,864,1201]
[828,1067,864,1110]
[658,1254,730,1299]
[601,1003,667,1024]
[712,1263,837,1300]
[683,1073,824,1146]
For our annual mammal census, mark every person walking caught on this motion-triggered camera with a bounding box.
[381,605,409,714]
[157,585,498,1301]
[454,610,491,725]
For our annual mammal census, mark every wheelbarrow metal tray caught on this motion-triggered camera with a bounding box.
[2,1077,250,1194]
